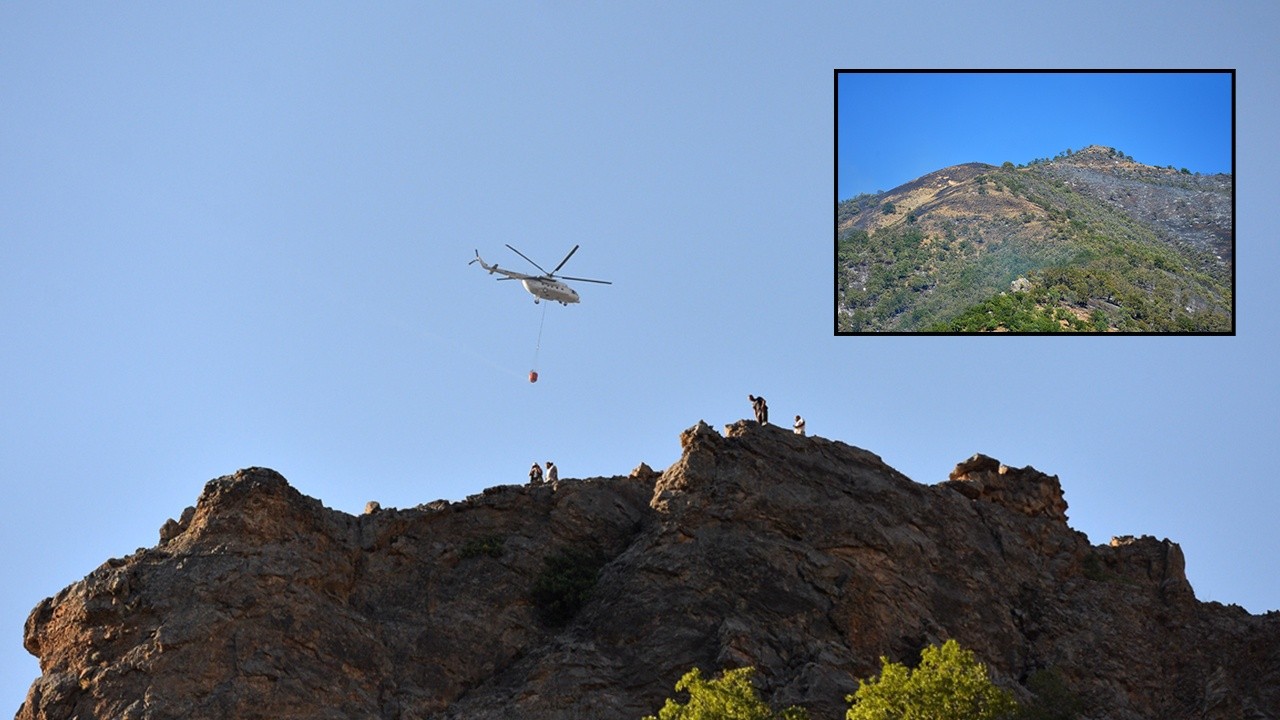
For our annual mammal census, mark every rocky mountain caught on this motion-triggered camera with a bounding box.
[836,145,1233,332]
[18,421,1278,720]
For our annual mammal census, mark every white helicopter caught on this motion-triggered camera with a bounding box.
[469,244,611,305]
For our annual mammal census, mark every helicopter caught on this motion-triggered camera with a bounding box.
[469,244,611,305]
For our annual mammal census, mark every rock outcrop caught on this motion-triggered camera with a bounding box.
[944,453,1069,521]
[17,422,1280,719]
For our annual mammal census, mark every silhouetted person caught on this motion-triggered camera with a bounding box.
[545,460,558,483]
[748,394,768,425]
[794,415,806,435]
[529,462,544,485]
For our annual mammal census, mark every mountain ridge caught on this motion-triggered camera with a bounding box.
[836,146,1233,332]
[17,421,1278,719]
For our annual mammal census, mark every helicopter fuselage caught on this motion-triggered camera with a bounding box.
[522,277,579,305]
[470,246,607,306]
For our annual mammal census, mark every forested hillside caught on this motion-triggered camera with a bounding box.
[836,146,1233,332]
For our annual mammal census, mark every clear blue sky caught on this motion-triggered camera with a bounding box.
[839,71,1234,199]
[2,2,1278,709]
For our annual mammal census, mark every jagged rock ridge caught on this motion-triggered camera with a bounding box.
[18,422,1279,719]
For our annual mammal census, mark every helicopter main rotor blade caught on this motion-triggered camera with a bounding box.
[505,244,549,275]
[550,244,580,275]
[557,275,612,285]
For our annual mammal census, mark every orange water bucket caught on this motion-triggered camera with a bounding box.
[529,370,539,383]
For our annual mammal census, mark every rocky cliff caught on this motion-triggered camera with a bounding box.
[18,422,1279,719]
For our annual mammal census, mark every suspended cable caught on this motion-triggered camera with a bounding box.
[530,301,548,383]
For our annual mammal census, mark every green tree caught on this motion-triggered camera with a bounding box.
[846,639,1018,720]
[645,667,810,720]
[882,201,896,215]
[530,547,605,627]
[1017,668,1084,720]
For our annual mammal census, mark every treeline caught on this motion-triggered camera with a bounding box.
[1016,146,1137,167]
[645,639,1083,720]
[928,256,1232,333]
[837,218,1076,332]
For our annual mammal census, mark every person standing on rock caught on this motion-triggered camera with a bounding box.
[529,462,544,485]
[793,415,805,435]
[545,461,558,484]
[748,394,768,425]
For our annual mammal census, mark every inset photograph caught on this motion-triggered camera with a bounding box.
[835,70,1234,334]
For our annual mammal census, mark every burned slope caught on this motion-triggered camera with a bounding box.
[840,162,997,236]
[1037,145,1233,267]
